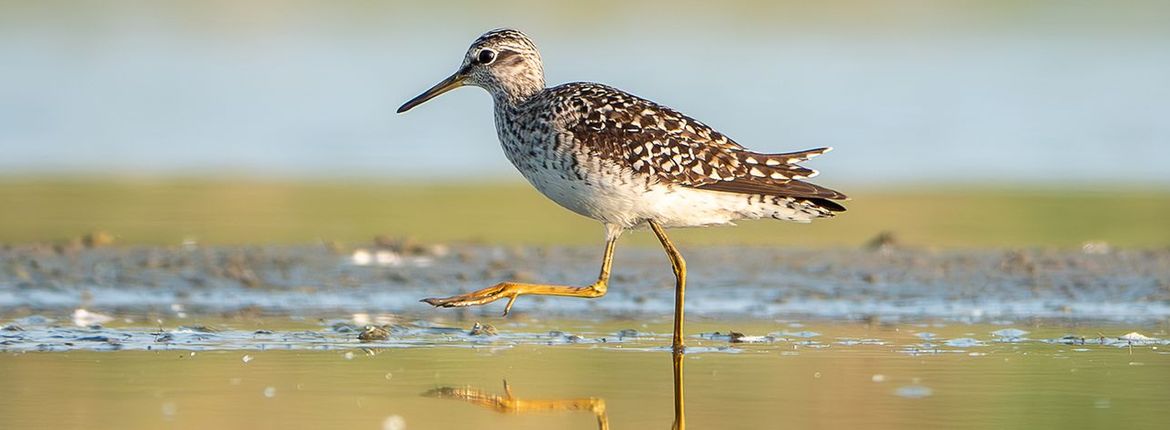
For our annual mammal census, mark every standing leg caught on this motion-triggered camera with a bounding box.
[647,219,686,351]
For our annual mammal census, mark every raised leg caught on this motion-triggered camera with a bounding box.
[422,226,621,316]
[647,219,687,351]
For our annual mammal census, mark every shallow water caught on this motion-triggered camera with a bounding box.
[2,244,1169,428]
[2,317,1168,429]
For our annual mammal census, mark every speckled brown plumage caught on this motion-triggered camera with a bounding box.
[551,83,846,210]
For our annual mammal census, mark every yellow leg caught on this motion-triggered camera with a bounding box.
[672,350,686,430]
[422,233,618,316]
[648,219,687,351]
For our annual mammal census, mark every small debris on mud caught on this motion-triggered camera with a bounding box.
[541,330,586,344]
[468,322,498,336]
[350,236,439,267]
[1119,332,1153,343]
[700,331,773,343]
[72,309,114,327]
[730,332,771,343]
[351,249,401,266]
[372,235,431,256]
[1000,251,1036,274]
[616,329,639,338]
[358,325,391,342]
[1081,241,1112,255]
[864,231,898,251]
[76,335,112,342]
[177,325,219,333]
[82,231,115,248]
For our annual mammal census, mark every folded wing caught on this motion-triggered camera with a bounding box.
[560,84,846,210]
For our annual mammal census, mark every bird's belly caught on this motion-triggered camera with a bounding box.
[516,163,753,229]
[515,164,636,224]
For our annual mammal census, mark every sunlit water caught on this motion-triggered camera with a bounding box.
[1,318,1167,429]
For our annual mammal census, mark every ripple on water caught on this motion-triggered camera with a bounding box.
[944,338,984,347]
[991,328,1029,341]
[895,385,934,398]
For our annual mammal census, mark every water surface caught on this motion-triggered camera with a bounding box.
[2,317,1167,429]
[2,244,1168,428]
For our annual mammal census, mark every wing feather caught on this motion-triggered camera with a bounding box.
[556,84,846,207]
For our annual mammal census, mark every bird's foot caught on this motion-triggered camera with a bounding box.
[422,281,607,316]
[421,282,522,316]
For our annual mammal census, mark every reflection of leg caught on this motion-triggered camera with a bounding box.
[672,350,686,430]
[423,380,609,429]
[648,220,687,351]
[422,228,620,316]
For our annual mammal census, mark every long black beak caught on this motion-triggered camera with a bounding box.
[397,68,468,114]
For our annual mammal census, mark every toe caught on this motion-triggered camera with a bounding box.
[421,297,447,307]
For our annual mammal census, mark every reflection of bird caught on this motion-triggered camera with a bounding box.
[399,29,846,350]
[423,381,609,430]
[421,352,687,429]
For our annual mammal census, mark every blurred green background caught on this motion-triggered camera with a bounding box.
[2,0,1168,248]
[3,179,1168,247]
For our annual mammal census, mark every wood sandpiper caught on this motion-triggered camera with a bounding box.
[398,29,847,351]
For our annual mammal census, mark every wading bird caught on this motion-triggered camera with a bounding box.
[398,29,846,351]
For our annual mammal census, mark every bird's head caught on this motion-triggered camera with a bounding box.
[398,28,545,113]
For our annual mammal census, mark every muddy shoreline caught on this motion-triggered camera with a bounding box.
[2,243,1167,322]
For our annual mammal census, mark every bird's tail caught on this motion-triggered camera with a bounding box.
[739,147,833,180]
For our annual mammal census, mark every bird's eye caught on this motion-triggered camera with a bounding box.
[476,49,497,64]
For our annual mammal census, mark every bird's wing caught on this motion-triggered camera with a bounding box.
[560,84,847,202]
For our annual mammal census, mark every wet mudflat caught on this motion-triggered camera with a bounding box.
[2,243,1168,320]
[1,244,1169,429]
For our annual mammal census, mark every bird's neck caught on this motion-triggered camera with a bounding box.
[489,70,545,107]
